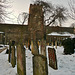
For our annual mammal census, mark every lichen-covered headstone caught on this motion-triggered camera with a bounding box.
[33,55,48,75]
[48,48,58,69]
[17,44,26,75]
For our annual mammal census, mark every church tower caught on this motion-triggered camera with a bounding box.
[28,4,44,40]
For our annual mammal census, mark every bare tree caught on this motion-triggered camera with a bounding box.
[48,6,67,26]
[17,12,29,25]
[33,0,68,26]
[33,0,54,26]
[0,0,10,23]
[68,0,75,20]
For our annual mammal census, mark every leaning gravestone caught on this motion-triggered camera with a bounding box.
[17,44,26,75]
[48,48,58,69]
[33,55,48,75]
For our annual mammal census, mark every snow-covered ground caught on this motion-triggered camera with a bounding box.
[48,46,75,75]
[0,50,17,75]
[0,46,75,75]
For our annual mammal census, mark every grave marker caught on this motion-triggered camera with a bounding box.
[8,41,11,63]
[11,41,16,68]
[33,55,48,75]
[48,48,58,69]
[17,44,26,75]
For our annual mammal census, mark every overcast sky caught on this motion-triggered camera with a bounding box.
[11,0,69,14]
[6,0,74,27]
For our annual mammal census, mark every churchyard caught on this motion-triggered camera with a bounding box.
[0,3,75,75]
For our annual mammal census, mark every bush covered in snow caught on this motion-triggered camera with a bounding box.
[62,38,74,54]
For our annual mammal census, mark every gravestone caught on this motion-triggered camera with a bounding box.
[48,48,58,69]
[28,4,44,55]
[11,41,16,68]
[28,40,31,50]
[41,39,46,56]
[17,44,26,75]
[8,42,11,63]
[33,55,48,75]
[31,34,39,55]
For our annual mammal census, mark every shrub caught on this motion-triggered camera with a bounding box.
[62,38,74,54]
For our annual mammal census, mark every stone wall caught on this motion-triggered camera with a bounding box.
[0,24,29,44]
[46,26,74,34]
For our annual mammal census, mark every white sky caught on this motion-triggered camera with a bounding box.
[11,0,69,14]
[6,0,75,27]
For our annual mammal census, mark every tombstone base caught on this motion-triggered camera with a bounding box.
[33,55,48,75]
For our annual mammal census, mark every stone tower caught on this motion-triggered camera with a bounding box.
[28,4,46,56]
[28,4,44,40]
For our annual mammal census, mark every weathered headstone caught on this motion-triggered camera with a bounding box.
[28,40,31,50]
[11,41,16,68]
[40,39,46,56]
[51,41,54,47]
[17,44,26,75]
[33,55,48,75]
[6,49,9,54]
[48,48,58,69]
[31,38,39,55]
[25,41,28,48]
[8,41,11,63]
[33,40,39,55]
[31,39,33,50]
[55,40,57,49]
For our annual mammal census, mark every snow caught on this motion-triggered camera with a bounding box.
[48,46,75,75]
[48,32,61,36]
[48,32,75,38]
[0,44,5,49]
[0,50,17,75]
[0,46,75,75]
[0,31,4,34]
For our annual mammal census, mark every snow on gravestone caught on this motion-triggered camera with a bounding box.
[33,55,48,75]
[48,48,58,69]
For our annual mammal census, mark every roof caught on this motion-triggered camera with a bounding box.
[47,32,75,38]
